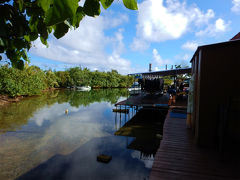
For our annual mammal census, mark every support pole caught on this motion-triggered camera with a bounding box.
[115,110,117,130]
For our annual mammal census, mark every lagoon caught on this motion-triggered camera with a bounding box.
[0,89,163,180]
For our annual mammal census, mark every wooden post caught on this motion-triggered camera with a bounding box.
[125,105,127,124]
[132,106,133,117]
[128,106,130,121]
[115,110,117,130]
[120,105,121,121]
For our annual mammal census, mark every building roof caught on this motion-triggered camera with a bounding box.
[190,39,240,62]
[230,32,240,40]
[129,68,191,78]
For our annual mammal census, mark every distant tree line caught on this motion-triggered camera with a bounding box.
[0,65,134,97]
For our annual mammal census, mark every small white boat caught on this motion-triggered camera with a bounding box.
[128,82,141,95]
[76,86,91,91]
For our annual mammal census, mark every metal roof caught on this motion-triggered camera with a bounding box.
[129,68,191,77]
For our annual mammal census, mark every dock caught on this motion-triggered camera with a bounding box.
[115,93,169,108]
[150,108,240,180]
[115,89,239,179]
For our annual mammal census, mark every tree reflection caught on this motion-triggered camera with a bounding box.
[0,89,128,133]
[67,88,128,108]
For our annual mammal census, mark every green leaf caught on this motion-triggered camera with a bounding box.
[24,35,30,42]
[37,0,52,12]
[18,0,24,12]
[22,49,30,63]
[100,0,114,9]
[0,46,4,53]
[0,37,4,46]
[37,19,48,39]
[40,36,48,46]
[10,52,24,70]
[29,16,39,32]
[123,0,138,10]
[47,26,53,34]
[0,0,11,3]
[83,0,101,17]
[29,32,38,41]
[64,20,71,28]
[14,60,24,70]
[53,22,69,39]
[45,0,79,26]
[13,39,26,49]
[71,6,85,28]
[0,20,7,37]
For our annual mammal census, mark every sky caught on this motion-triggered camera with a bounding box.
[28,0,240,74]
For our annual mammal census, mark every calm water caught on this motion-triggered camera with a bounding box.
[0,89,164,180]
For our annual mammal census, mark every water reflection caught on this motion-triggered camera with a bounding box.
[115,108,167,158]
[0,89,128,133]
[17,136,151,180]
[0,89,166,180]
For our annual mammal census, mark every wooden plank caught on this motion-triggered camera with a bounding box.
[150,109,240,180]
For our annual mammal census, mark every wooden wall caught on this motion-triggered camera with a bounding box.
[191,41,240,148]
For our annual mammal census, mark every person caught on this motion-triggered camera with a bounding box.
[168,85,176,95]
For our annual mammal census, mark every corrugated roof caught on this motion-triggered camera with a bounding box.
[128,68,191,77]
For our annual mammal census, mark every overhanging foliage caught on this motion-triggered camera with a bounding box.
[0,0,138,69]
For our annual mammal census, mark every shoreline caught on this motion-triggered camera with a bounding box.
[0,95,24,106]
[0,87,129,107]
[0,88,62,107]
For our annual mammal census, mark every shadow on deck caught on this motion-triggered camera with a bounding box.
[150,108,240,180]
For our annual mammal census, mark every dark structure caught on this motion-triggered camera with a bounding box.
[138,78,164,93]
[190,39,240,150]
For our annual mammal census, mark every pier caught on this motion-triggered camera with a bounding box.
[115,94,240,179]
[115,39,240,179]
[150,107,240,180]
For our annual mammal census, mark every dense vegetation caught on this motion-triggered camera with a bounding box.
[0,0,137,69]
[0,65,134,97]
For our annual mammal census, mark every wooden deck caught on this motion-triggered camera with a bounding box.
[115,93,169,107]
[150,108,240,180]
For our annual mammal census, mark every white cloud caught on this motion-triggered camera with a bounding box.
[131,0,230,51]
[104,13,129,28]
[215,18,227,31]
[182,54,191,61]
[173,53,192,68]
[231,0,240,13]
[131,38,150,51]
[131,0,216,51]
[152,48,171,70]
[111,29,125,55]
[196,18,229,37]
[136,0,189,42]
[181,41,198,51]
[30,14,131,74]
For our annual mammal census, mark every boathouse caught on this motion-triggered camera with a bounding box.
[190,38,240,150]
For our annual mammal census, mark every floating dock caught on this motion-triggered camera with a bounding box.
[115,93,169,109]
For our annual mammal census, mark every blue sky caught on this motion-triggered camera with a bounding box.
[29,0,240,74]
